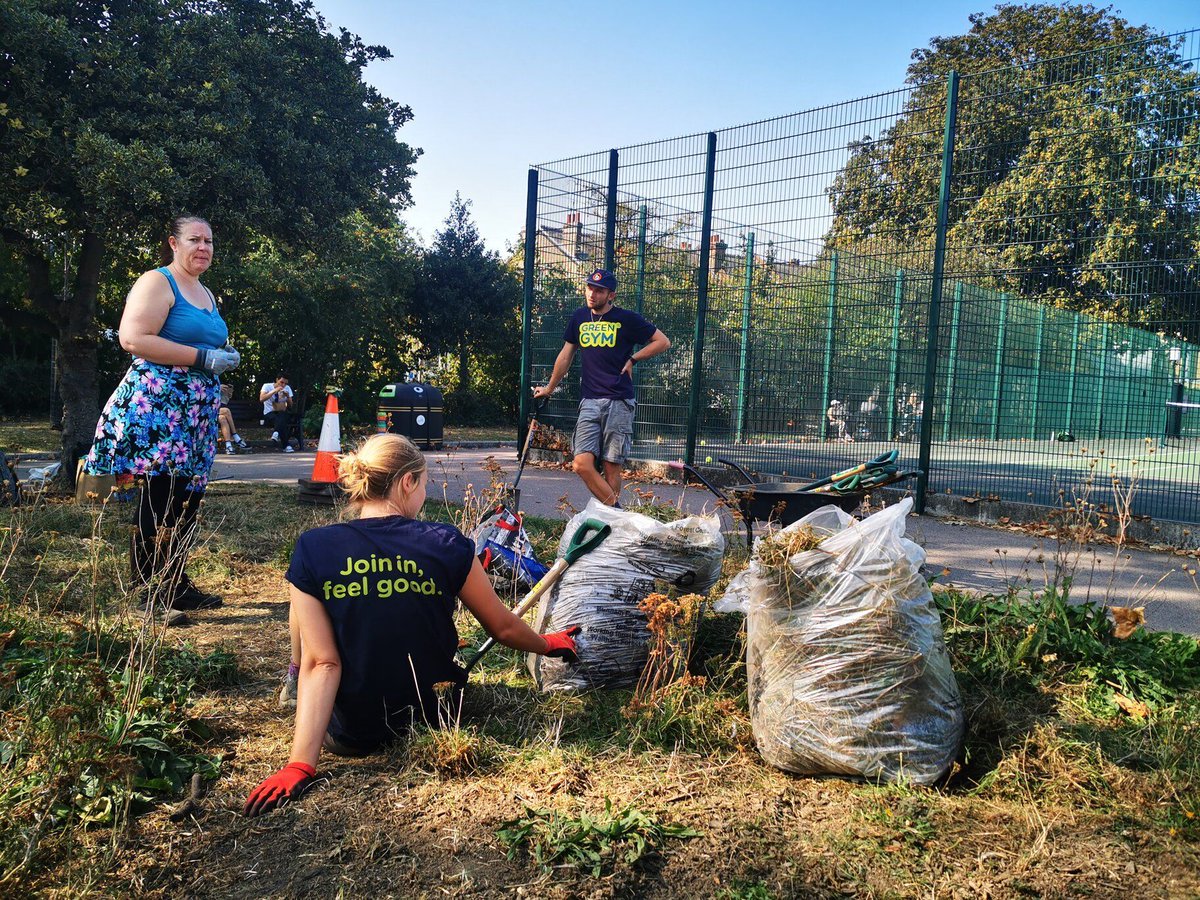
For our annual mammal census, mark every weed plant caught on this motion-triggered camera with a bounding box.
[939,586,1200,712]
[0,489,240,890]
[0,612,235,888]
[497,798,700,876]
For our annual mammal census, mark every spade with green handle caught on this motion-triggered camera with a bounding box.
[464,518,612,673]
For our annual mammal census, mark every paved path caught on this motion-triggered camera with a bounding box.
[201,446,1200,636]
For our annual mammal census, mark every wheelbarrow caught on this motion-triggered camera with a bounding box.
[669,453,922,546]
[669,460,864,547]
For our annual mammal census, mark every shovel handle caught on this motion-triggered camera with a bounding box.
[563,518,611,564]
[464,517,610,673]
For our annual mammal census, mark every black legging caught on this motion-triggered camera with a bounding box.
[130,475,204,595]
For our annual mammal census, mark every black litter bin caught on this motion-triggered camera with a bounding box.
[377,382,444,450]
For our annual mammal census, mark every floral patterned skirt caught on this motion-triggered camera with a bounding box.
[84,358,221,490]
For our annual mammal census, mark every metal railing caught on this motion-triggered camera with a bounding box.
[520,29,1200,523]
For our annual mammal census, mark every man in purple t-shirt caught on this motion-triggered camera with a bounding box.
[533,268,671,507]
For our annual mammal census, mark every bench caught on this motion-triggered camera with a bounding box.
[221,397,306,451]
[224,399,256,423]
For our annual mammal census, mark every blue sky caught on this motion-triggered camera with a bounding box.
[312,1,1197,252]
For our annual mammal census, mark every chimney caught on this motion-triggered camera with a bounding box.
[710,234,727,272]
[563,212,581,259]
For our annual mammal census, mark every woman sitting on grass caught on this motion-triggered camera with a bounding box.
[244,433,580,817]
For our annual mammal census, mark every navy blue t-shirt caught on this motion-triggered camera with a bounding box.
[564,305,657,400]
[286,515,476,749]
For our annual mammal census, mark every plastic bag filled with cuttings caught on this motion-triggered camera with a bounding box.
[731,498,962,784]
[528,499,724,692]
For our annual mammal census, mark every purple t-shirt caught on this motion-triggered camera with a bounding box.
[286,515,475,747]
[564,305,656,400]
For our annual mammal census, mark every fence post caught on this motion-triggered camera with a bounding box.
[604,149,618,272]
[1095,322,1110,437]
[685,132,718,467]
[989,293,1009,441]
[736,232,755,443]
[634,205,647,316]
[820,252,838,438]
[887,269,904,439]
[1029,305,1045,440]
[916,70,959,512]
[941,281,962,441]
[633,205,647,397]
[518,168,539,448]
[1065,313,1080,434]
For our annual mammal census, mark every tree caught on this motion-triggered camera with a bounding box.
[213,211,418,423]
[825,4,1200,328]
[412,195,521,422]
[0,0,417,480]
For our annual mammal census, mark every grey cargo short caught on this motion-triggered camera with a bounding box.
[573,398,636,464]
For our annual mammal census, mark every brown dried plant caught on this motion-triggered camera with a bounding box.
[630,592,705,707]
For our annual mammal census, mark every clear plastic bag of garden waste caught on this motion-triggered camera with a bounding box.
[528,499,724,692]
[723,498,962,784]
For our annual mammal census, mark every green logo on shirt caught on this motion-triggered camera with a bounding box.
[579,320,621,348]
[322,554,441,600]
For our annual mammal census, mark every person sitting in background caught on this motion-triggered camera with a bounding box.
[259,375,295,452]
[907,391,924,440]
[218,384,248,455]
[827,399,852,442]
[244,433,581,816]
[857,392,881,440]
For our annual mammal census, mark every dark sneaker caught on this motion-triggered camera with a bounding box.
[171,583,224,611]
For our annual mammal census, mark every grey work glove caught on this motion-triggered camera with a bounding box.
[196,347,241,376]
[221,344,241,370]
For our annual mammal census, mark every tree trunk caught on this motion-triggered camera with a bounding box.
[55,232,104,490]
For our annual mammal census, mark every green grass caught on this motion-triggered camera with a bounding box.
[0,419,57,454]
[2,482,1199,896]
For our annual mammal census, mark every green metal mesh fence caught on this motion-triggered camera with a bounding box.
[522,30,1200,524]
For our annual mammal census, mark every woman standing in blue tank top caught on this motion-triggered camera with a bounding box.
[84,215,242,623]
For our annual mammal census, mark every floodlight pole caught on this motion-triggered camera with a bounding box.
[916,71,959,513]
[685,132,718,467]
[519,168,539,449]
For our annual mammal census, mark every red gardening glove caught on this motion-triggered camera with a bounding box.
[541,626,581,663]
[243,762,316,817]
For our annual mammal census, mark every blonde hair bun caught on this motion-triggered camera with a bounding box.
[337,433,426,506]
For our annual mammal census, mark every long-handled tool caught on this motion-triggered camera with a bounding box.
[798,450,899,493]
[474,398,550,585]
[508,397,549,514]
[668,461,753,548]
[464,517,611,673]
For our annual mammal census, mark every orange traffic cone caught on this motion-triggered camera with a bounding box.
[299,394,345,506]
[310,394,342,483]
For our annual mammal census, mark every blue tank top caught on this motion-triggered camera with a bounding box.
[154,267,228,351]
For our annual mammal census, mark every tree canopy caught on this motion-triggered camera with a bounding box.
[0,0,418,475]
[411,196,522,422]
[825,4,1200,327]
